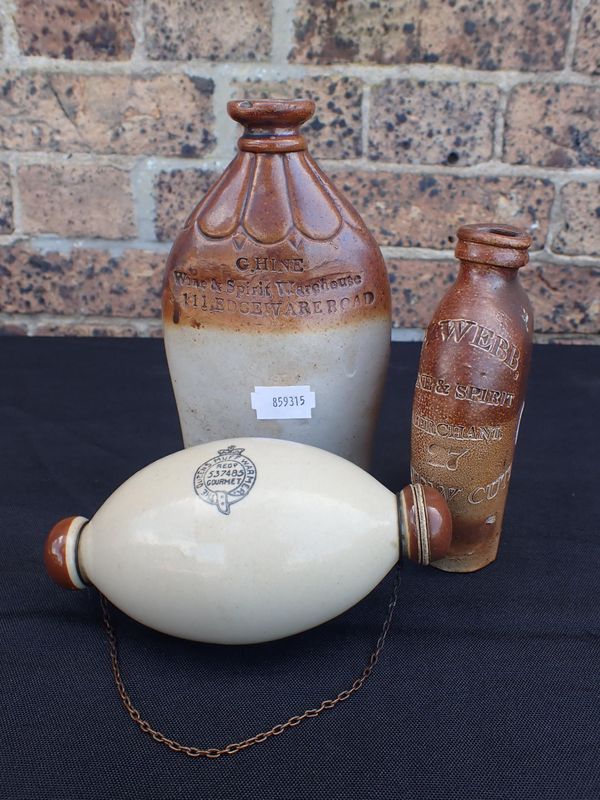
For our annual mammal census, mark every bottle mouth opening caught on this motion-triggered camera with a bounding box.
[457,222,532,250]
[455,222,532,269]
[228,98,315,128]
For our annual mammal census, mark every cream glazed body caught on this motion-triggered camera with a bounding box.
[76,438,399,644]
[45,440,453,643]
[162,100,391,468]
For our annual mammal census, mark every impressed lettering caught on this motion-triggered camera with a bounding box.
[436,319,520,372]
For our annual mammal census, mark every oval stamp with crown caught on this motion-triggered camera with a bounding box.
[193,445,257,515]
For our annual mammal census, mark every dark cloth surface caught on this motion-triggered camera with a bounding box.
[1,337,598,800]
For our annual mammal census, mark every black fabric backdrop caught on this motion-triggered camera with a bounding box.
[1,337,598,800]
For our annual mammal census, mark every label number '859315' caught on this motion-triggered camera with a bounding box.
[251,385,316,420]
[272,395,305,408]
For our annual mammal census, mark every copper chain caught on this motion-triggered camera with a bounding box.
[100,567,400,759]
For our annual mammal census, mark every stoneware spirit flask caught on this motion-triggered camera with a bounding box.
[411,223,533,572]
[162,99,392,468]
[45,438,451,644]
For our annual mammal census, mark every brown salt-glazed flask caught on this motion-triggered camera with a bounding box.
[410,223,533,572]
[162,99,391,468]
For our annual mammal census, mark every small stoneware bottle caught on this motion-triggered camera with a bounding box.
[162,99,391,468]
[410,223,533,572]
[44,438,451,644]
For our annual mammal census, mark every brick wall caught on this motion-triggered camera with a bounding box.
[0,0,598,343]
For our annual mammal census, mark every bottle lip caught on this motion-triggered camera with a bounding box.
[228,99,315,153]
[458,222,532,250]
[456,223,532,269]
[44,515,89,590]
[228,98,315,128]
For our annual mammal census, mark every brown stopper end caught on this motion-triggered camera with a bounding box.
[44,516,87,590]
[456,222,532,269]
[227,99,315,153]
[398,485,452,565]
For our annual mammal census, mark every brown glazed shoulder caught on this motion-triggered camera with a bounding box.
[420,269,533,425]
[162,150,391,334]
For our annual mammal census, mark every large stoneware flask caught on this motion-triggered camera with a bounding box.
[162,99,391,468]
[410,223,533,572]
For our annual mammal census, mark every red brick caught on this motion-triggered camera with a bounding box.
[291,0,570,70]
[386,258,455,329]
[504,84,600,168]
[0,245,164,317]
[0,162,13,234]
[145,0,271,61]
[0,72,215,157]
[35,322,142,337]
[154,168,220,242]
[552,182,600,256]
[386,259,600,336]
[15,0,134,60]
[369,80,498,165]
[534,334,600,344]
[19,164,135,238]
[0,321,28,336]
[573,3,600,75]
[233,76,363,159]
[329,171,553,249]
[521,263,600,334]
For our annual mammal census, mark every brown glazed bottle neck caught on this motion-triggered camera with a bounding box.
[228,99,315,153]
[457,260,520,287]
[455,222,532,287]
[455,223,532,269]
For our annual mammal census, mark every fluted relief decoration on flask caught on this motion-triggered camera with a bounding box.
[163,99,391,468]
[411,223,534,573]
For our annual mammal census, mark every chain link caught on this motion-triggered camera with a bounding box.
[100,567,400,758]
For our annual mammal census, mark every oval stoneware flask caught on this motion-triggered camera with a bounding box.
[410,223,533,572]
[162,99,391,468]
[45,438,451,644]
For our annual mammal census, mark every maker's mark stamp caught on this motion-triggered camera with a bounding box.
[194,445,257,515]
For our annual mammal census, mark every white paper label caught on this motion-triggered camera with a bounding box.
[251,385,316,420]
